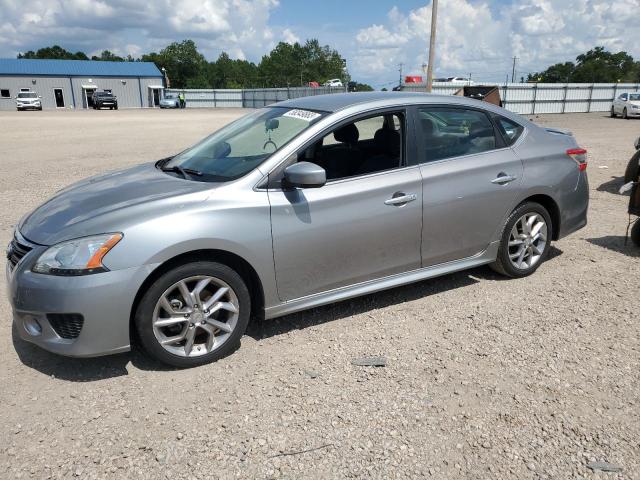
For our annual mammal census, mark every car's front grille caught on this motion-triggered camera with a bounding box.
[47,314,85,339]
[7,236,32,271]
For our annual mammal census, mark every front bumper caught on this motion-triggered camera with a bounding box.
[7,239,159,357]
[627,108,640,117]
[16,102,41,109]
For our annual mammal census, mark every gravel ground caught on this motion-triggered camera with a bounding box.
[0,108,638,479]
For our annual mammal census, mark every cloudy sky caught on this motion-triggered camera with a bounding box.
[1,0,638,87]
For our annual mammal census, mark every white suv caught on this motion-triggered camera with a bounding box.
[16,92,42,111]
[323,78,343,88]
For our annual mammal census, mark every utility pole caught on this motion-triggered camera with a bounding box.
[398,63,404,88]
[511,56,518,83]
[425,0,438,92]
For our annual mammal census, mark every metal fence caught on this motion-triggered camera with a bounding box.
[403,82,640,115]
[166,86,344,109]
[242,86,344,107]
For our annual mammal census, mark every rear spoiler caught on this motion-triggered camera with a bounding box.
[544,127,574,136]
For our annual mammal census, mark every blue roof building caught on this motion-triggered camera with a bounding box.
[0,59,166,110]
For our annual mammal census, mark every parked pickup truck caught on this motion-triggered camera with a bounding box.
[92,91,118,110]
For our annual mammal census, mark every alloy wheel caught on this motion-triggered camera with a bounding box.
[152,275,239,357]
[507,213,548,270]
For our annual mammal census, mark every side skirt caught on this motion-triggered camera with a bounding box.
[264,241,500,320]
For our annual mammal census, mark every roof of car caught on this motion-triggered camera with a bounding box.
[277,91,486,113]
[0,58,162,77]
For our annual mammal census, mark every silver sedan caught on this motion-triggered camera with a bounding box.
[7,92,589,367]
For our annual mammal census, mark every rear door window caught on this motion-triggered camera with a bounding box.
[416,107,498,163]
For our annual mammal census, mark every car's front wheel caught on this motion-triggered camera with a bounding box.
[490,202,552,278]
[611,107,616,118]
[135,261,251,368]
[623,108,629,119]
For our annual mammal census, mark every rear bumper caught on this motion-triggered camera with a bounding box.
[558,171,589,239]
[7,244,159,358]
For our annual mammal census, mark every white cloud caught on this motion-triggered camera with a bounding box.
[282,28,300,45]
[0,0,638,88]
[352,0,640,86]
[0,0,280,61]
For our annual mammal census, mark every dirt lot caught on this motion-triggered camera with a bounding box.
[0,108,638,479]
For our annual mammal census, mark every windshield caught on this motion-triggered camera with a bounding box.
[18,92,37,98]
[630,93,640,101]
[164,106,326,181]
[165,94,177,99]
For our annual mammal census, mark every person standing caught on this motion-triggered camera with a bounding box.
[179,91,185,109]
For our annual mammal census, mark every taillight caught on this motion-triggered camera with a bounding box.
[567,148,587,171]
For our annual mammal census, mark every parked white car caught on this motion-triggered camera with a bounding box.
[16,91,42,111]
[611,92,640,119]
[434,77,475,85]
[323,79,343,88]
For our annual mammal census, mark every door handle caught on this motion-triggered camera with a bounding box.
[384,193,417,206]
[491,173,518,185]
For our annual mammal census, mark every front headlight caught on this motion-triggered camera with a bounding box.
[32,233,122,276]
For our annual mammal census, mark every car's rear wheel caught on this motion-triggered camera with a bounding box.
[135,261,250,368]
[490,202,552,278]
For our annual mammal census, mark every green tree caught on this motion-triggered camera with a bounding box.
[18,45,89,60]
[91,50,125,62]
[258,39,346,87]
[142,40,208,89]
[529,46,638,83]
[348,81,374,92]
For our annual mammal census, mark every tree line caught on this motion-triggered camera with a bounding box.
[528,47,640,83]
[18,40,374,90]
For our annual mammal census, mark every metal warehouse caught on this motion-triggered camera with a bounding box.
[0,59,165,110]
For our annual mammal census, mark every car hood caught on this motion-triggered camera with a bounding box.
[19,163,212,245]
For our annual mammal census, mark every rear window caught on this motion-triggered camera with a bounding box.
[494,116,524,146]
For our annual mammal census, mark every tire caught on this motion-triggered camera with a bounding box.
[631,221,640,247]
[114,105,118,110]
[624,150,640,183]
[490,202,553,278]
[611,107,616,118]
[623,108,629,119]
[135,261,251,368]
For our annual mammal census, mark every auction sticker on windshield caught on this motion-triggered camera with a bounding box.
[283,109,322,122]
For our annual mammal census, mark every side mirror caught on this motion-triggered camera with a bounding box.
[283,162,326,188]
[38,96,42,98]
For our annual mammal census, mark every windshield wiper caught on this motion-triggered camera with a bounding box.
[161,165,203,178]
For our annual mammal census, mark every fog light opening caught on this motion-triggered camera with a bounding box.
[23,316,43,336]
